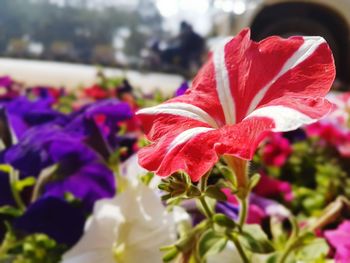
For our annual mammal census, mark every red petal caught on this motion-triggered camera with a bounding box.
[138,117,275,181]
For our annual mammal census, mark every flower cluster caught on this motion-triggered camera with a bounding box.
[0,75,142,260]
[1,28,350,263]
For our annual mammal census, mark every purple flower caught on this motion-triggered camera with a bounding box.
[0,96,67,138]
[0,171,15,206]
[65,99,134,151]
[44,162,115,211]
[2,125,115,210]
[220,190,290,224]
[174,81,189,97]
[216,202,239,220]
[14,196,85,246]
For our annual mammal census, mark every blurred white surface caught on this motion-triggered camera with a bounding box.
[0,58,184,95]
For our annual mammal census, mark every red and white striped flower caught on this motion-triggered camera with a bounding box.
[137,29,335,182]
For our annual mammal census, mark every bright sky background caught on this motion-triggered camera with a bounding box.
[155,0,212,35]
[155,0,247,36]
[47,0,248,36]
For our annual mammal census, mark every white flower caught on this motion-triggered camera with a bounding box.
[62,184,176,263]
[119,154,161,189]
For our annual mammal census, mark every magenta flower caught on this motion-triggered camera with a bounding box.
[324,220,350,263]
[306,122,350,157]
[262,132,292,167]
[254,172,293,202]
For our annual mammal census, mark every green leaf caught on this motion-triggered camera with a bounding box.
[0,164,12,174]
[251,253,279,263]
[195,197,216,218]
[162,247,179,262]
[292,237,329,262]
[198,229,228,259]
[270,217,288,250]
[0,206,23,217]
[205,185,227,201]
[239,224,275,254]
[249,173,261,190]
[187,185,201,197]
[140,172,154,186]
[216,163,236,187]
[213,214,236,228]
[14,176,36,192]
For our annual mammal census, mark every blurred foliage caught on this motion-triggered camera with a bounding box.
[0,231,66,263]
[254,135,350,217]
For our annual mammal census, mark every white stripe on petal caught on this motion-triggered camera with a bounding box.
[136,102,218,128]
[244,105,315,132]
[246,36,326,115]
[167,127,214,153]
[213,39,236,124]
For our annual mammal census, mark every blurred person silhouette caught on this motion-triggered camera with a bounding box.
[152,21,205,71]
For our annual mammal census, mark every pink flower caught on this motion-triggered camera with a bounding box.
[254,172,293,202]
[262,132,292,167]
[306,122,350,157]
[326,92,350,127]
[324,220,350,263]
[137,29,335,182]
[306,122,344,145]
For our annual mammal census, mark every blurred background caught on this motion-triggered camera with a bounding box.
[1,0,349,86]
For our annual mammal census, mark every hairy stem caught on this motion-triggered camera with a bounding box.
[238,197,249,229]
[199,196,213,218]
[228,233,250,263]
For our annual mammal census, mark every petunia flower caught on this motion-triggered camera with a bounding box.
[62,184,177,263]
[14,196,86,246]
[119,154,161,190]
[306,121,350,157]
[84,84,110,100]
[0,76,13,88]
[0,76,20,100]
[305,92,350,157]
[326,92,350,128]
[324,220,350,263]
[174,81,189,97]
[137,29,335,183]
[0,170,15,206]
[65,99,134,152]
[220,189,290,224]
[253,172,293,202]
[262,132,292,167]
[2,124,115,211]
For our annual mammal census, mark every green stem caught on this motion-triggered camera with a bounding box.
[228,233,250,263]
[278,238,298,263]
[277,231,308,263]
[238,197,249,229]
[9,170,25,211]
[31,165,57,203]
[198,171,213,218]
[199,170,210,193]
[0,232,15,257]
[199,196,213,218]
